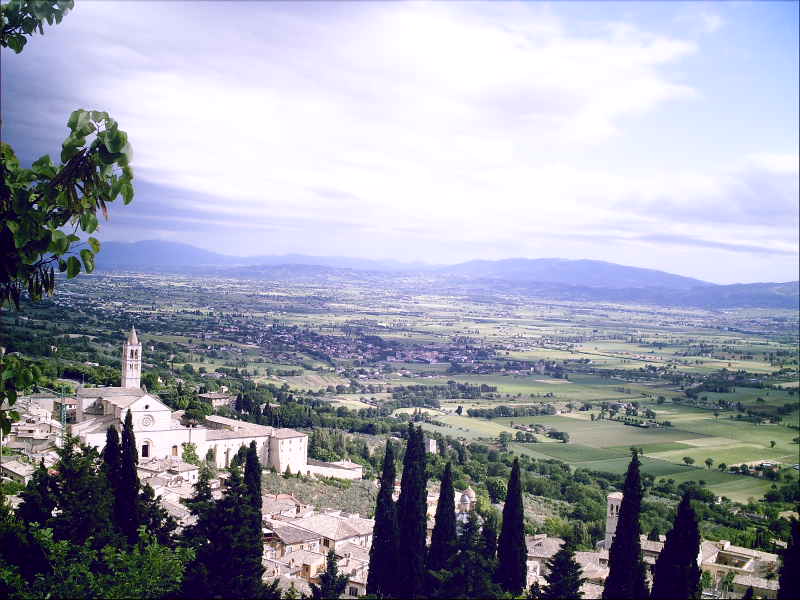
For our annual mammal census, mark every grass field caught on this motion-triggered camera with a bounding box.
[496,415,704,447]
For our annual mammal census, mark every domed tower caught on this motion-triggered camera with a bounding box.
[121,327,142,389]
[605,491,623,549]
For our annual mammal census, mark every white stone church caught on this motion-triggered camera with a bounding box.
[72,328,309,473]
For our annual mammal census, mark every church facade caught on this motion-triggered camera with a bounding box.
[72,328,308,473]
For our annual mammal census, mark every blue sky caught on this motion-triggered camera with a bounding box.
[2,1,797,283]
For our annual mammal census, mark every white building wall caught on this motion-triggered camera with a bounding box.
[198,436,271,469]
[270,435,308,473]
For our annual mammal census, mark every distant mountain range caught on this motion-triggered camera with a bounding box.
[94,240,799,310]
[438,258,709,290]
[97,240,428,271]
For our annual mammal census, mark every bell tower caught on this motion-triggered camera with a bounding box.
[121,326,142,389]
[605,491,623,549]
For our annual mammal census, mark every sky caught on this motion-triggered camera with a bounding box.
[2,1,798,284]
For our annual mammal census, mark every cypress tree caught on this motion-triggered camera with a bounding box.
[651,491,701,600]
[496,457,527,595]
[102,425,122,493]
[441,511,503,599]
[778,519,800,600]
[310,550,349,599]
[396,424,428,598]
[541,542,586,600]
[17,460,55,526]
[138,482,177,545]
[367,441,398,597]
[118,410,141,544]
[182,466,264,599]
[244,440,262,508]
[482,508,499,560]
[48,436,115,549]
[427,461,457,573]
[602,452,649,600]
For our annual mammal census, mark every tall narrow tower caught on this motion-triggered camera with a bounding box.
[121,326,142,389]
[605,491,623,549]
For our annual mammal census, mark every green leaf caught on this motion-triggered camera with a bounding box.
[80,249,95,273]
[88,237,101,253]
[58,258,67,272]
[105,129,127,153]
[50,229,69,254]
[79,212,99,233]
[121,181,134,205]
[67,109,82,130]
[66,256,81,279]
[7,35,26,53]
[6,220,19,234]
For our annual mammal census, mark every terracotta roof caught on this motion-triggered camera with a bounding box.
[198,392,233,400]
[733,574,779,591]
[76,386,146,409]
[273,428,306,439]
[290,514,373,541]
[335,541,370,563]
[0,460,35,477]
[526,534,565,558]
[270,523,322,545]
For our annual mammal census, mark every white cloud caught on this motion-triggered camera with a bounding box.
[1,1,796,282]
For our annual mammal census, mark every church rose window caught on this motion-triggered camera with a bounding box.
[142,415,154,427]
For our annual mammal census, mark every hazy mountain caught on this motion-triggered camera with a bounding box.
[93,240,798,309]
[98,241,432,271]
[441,258,710,289]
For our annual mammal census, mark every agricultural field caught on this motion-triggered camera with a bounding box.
[2,269,797,504]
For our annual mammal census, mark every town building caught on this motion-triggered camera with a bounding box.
[0,459,35,485]
[68,329,353,480]
[198,391,235,409]
[527,493,781,599]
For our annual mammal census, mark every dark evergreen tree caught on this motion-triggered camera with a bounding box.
[396,424,428,598]
[778,519,800,600]
[244,440,262,508]
[48,436,116,549]
[310,550,349,599]
[234,444,249,468]
[651,491,701,600]
[602,452,649,600]
[101,425,122,494]
[540,542,586,600]
[496,457,527,595]
[427,462,457,573]
[17,460,54,526]
[742,587,754,600]
[138,482,177,545]
[1,501,51,591]
[441,511,503,599]
[647,526,661,542]
[118,410,141,543]
[367,440,398,597]
[482,508,499,560]
[182,466,264,599]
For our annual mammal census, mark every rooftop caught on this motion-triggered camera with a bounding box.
[76,386,147,409]
[290,513,374,541]
[269,522,322,545]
